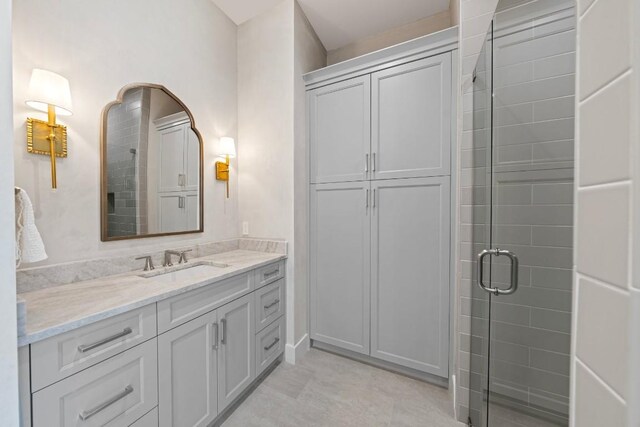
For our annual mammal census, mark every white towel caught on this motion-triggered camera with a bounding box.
[15,187,47,267]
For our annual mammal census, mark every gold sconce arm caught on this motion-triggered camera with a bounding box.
[215,155,230,198]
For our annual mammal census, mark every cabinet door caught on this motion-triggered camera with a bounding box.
[158,311,218,427]
[159,126,186,192]
[309,76,371,183]
[310,182,371,354]
[370,177,450,377]
[217,293,255,411]
[372,53,451,179]
[186,192,199,230]
[158,194,186,233]
[185,129,200,191]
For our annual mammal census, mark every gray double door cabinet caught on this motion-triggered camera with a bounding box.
[309,52,452,378]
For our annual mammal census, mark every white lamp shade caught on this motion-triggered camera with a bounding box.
[26,69,73,116]
[219,137,236,158]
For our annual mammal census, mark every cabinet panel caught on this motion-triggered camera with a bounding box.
[309,76,371,183]
[31,304,156,392]
[372,53,451,179]
[186,193,199,230]
[159,127,185,192]
[158,311,217,427]
[32,339,157,427]
[255,278,285,332]
[256,316,285,377]
[185,129,200,191]
[157,272,252,333]
[254,260,285,289]
[370,177,450,376]
[159,194,186,233]
[217,293,255,411]
[310,182,371,354]
[130,407,158,427]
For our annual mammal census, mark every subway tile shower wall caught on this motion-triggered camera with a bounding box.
[456,2,576,423]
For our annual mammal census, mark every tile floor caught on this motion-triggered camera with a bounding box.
[222,348,463,427]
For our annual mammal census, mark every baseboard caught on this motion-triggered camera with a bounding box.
[285,333,310,364]
[312,340,449,388]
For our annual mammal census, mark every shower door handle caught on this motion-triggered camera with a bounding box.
[476,249,519,296]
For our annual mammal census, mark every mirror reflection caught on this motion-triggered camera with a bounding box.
[101,85,203,241]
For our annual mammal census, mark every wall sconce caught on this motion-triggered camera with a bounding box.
[26,69,73,189]
[215,137,236,198]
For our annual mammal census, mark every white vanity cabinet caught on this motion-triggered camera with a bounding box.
[216,293,255,410]
[158,310,219,427]
[23,259,286,427]
[307,30,456,379]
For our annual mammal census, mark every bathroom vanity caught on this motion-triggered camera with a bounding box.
[17,247,286,427]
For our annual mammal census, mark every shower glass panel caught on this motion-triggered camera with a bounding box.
[468,1,576,426]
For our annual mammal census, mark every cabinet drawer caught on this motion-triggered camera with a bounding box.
[32,339,158,427]
[130,407,158,427]
[254,261,285,289]
[157,272,253,333]
[255,279,285,332]
[31,304,157,392]
[256,316,284,377]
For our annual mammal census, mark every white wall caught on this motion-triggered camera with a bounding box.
[0,0,19,424]
[12,0,239,266]
[293,1,326,344]
[238,0,296,359]
[238,0,325,362]
[326,10,452,65]
[571,0,639,425]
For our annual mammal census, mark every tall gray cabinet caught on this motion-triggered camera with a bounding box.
[306,29,457,379]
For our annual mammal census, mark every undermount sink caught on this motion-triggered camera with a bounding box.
[141,262,229,283]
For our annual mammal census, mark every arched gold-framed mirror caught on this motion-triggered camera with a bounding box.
[100,83,204,241]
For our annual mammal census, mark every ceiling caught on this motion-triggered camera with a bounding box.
[212,0,451,51]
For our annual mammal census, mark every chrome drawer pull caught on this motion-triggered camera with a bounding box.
[220,318,227,345]
[77,327,133,353]
[264,337,280,351]
[79,385,133,421]
[263,268,279,279]
[264,299,280,310]
[212,322,219,350]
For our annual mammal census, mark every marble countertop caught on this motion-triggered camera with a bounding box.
[18,250,286,346]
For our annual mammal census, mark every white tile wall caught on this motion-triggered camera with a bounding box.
[572,0,638,425]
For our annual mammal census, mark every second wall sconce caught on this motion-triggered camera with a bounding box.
[215,137,236,198]
[26,69,73,189]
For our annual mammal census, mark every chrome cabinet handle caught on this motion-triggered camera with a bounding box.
[78,327,133,353]
[373,189,376,208]
[366,189,369,208]
[264,337,280,351]
[372,152,376,171]
[263,268,279,279]
[476,249,519,296]
[178,196,185,209]
[264,299,280,310]
[78,385,133,420]
[365,154,369,173]
[220,318,227,344]
[212,322,219,350]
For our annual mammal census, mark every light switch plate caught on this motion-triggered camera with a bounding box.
[242,221,249,236]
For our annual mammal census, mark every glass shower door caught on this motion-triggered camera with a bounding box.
[469,1,576,426]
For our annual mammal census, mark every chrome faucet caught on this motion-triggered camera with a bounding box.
[135,255,155,271]
[163,249,192,267]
